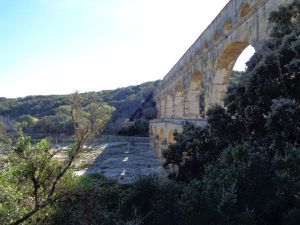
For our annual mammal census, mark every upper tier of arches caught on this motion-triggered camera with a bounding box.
[155,0,291,119]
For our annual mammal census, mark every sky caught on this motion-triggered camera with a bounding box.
[0,0,254,98]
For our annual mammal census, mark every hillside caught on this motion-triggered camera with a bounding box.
[0,80,160,137]
[0,71,244,138]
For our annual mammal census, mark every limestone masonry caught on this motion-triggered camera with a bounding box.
[150,0,292,157]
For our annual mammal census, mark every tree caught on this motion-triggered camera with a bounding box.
[0,119,7,138]
[162,123,217,181]
[224,0,300,147]
[163,0,300,183]
[201,143,300,225]
[0,92,114,225]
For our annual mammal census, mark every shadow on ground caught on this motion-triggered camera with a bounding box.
[75,141,166,183]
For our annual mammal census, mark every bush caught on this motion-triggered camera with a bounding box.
[118,118,150,136]
[50,174,127,225]
[163,123,217,181]
[201,143,300,225]
[121,174,182,225]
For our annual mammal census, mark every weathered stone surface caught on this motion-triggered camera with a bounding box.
[150,118,207,157]
[150,0,292,156]
[75,142,166,183]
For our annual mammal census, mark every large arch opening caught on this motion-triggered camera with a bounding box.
[209,42,255,107]
[185,70,202,118]
[233,45,255,72]
[174,82,185,118]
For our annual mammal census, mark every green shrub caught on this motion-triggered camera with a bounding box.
[50,174,127,225]
[201,143,300,225]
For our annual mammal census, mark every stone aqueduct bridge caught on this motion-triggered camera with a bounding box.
[150,0,292,157]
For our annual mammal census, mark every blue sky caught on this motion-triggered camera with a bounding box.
[0,0,253,98]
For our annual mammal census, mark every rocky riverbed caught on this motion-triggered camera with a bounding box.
[74,142,166,183]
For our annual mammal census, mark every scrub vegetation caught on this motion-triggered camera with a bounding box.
[0,81,159,138]
[1,1,300,224]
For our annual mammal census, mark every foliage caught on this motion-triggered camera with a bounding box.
[118,118,150,136]
[30,114,74,137]
[1,1,300,225]
[163,123,217,181]
[201,143,300,225]
[0,118,7,139]
[49,174,184,225]
[42,147,300,225]
[159,1,300,224]
[0,93,114,225]
[49,174,127,225]
[0,137,76,225]
[224,1,300,144]
[0,81,159,137]
[122,174,183,225]
[48,2,300,224]
[48,142,300,225]
[164,0,300,182]
[118,91,158,137]
[129,91,157,121]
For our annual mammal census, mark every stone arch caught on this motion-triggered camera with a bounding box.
[165,92,173,117]
[160,96,166,118]
[224,19,233,35]
[204,41,209,51]
[159,127,165,144]
[214,32,219,45]
[240,2,250,18]
[153,126,157,137]
[209,41,251,108]
[185,70,202,118]
[168,129,175,145]
[174,81,185,117]
[195,50,201,60]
